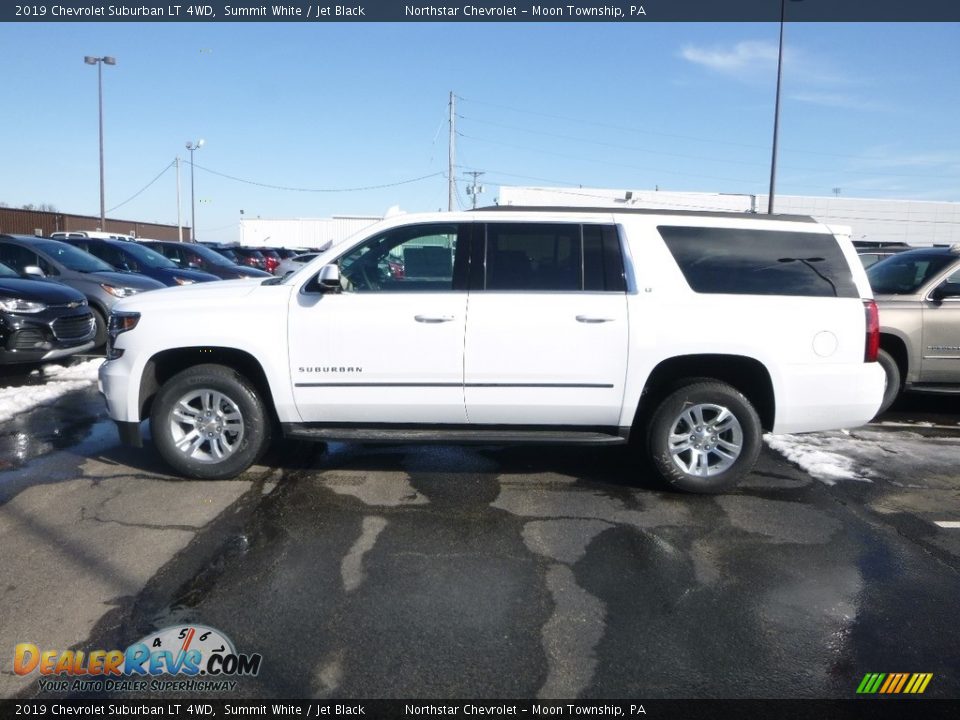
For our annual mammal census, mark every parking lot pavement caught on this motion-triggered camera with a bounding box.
[1,384,958,699]
[0,385,266,698]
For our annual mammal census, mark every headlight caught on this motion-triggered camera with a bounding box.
[0,296,47,313]
[173,277,197,286]
[106,311,140,360]
[101,284,141,298]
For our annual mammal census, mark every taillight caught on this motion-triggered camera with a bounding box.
[864,300,879,362]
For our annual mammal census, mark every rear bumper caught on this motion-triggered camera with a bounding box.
[773,362,886,434]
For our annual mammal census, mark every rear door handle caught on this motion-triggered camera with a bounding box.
[415,315,456,323]
[576,315,615,323]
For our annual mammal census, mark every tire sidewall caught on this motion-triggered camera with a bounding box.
[91,307,107,349]
[647,382,762,494]
[876,349,901,415]
[150,365,270,480]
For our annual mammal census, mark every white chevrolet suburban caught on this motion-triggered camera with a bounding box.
[98,208,885,493]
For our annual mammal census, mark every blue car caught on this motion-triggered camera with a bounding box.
[62,238,220,287]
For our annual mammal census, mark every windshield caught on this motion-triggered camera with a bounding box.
[119,242,177,269]
[0,261,19,278]
[867,253,956,294]
[34,239,115,273]
[188,244,238,267]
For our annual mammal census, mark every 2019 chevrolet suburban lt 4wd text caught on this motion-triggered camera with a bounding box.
[98,208,885,494]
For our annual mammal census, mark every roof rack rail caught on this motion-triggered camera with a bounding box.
[472,205,817,223]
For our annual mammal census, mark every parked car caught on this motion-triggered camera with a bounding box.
[253,247,282,274]
[867,245,960,413]
[61,238,219,287]
[0,260,96,364]
[140,241,272,280]
[200,242,269,271]
[853,241,912,269]
[51,231,136,242]
[0,235,165,347]
[100,207,883,493]
[273,252,318,278]
[230,247,268,271]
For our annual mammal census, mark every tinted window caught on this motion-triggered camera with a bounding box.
[583,224,626,292]
[483,223,624,292]
[31,239,115,273]
[337,224,459,293]
[88,243,134,271]
[0,261,19,278]
[486,223,579,291]
[659,226,858,298]
[0,243,42,273]
[867,253,957,294]
[118,242,177,269]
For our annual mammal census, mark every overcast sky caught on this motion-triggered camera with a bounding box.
[2,21,958,241]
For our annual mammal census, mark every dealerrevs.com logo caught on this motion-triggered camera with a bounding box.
[857,672,934,695]
[15,625,262,693]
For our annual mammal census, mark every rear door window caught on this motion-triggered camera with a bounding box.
[481,223,625,292]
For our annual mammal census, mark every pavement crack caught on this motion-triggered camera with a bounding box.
[80,509,199,534]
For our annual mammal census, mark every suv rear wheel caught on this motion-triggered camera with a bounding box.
[150,364,271,479]
[647,381,762,494]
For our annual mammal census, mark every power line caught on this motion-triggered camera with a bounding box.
[191,163,444,193]
[457,93,938,163]
[456,131,775,189]
[458,114,959,181]
[107,160,174,213]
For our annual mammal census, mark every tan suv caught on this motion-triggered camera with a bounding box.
[868,246,960,413]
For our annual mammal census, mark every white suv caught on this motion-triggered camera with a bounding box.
[99,208,884,493]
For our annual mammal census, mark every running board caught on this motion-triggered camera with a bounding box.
[905,384,960,395]
[282,423,630,445]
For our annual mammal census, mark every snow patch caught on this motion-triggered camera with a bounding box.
[0,359,103,424]
[764,433,873,485]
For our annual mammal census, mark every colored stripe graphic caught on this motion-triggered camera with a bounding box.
[857,673,933,694]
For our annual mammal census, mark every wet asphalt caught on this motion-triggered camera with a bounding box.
[1,374,958,700]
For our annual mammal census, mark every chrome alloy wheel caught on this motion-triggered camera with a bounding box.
[168,389,245,463]
[667,403,744,477]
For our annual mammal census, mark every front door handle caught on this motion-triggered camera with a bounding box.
[576,315,615,323]
[415,315,456,323]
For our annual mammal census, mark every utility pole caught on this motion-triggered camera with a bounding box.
[84,55,116,229]
[464,171,485,209]
[448,91,455,211]
[175,156,183,242]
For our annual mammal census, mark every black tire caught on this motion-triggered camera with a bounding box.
[149,364,272,480]
[875,349,901,416]
[646,381,762,494]
[91,308,107,350]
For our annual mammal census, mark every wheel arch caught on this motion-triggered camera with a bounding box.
[879,332,909,384]
[139,347,278,425]
[632,354,776,433]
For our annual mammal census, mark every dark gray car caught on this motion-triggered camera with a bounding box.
[0,235,165,347]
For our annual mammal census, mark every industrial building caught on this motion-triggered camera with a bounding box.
[234,188,959,248]
[496,187,960,246]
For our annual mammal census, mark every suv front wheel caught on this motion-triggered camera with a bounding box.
[647,381,762,494]
[150,364,271,479]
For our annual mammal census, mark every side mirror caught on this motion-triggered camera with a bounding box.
[930,282,960,303]
[22,265,45,279]
[304,264,342,294]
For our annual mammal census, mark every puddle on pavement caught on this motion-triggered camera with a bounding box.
[0,384,105,473]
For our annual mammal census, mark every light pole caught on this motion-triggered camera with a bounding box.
[84,55,116,229]
[768,0,802,215]
[186,139,205,241]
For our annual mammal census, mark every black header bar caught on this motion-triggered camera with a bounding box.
[5,0,960,23]
[1,699,959,719]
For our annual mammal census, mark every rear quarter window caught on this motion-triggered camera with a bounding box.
[659,226,859,298]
